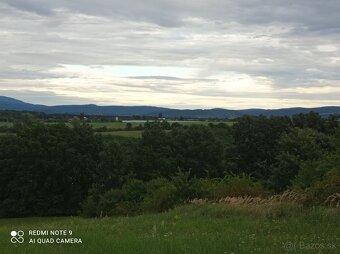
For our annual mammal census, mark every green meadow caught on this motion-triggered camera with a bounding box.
[0,122,13,127]
[90,122,143,129]
[0,204,339,254]
[0,121,234,138]
[99,130,143,138]
[0,121,233,128]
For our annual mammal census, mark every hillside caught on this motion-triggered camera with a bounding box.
[0,96,340,118]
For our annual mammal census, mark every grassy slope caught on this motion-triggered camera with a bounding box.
[0,204,339,254]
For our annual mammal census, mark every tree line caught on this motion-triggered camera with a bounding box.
[0,112,339,217]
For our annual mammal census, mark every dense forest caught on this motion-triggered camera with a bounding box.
[0,112,339,217]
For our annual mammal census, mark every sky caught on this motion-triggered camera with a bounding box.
[0,0,340,109]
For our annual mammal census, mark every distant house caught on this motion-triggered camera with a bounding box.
[158,117,166,122]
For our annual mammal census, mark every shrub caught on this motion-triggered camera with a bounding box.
[82,174,268,217]
[190,178,220,199]
[190,175,267,200]
[142,178,178,212]
[82,179,146,217]
[214,174,267,198]
[292,154,339,189]
[304,169,340,206]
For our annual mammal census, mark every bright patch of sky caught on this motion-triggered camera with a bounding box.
[61,65,195,78]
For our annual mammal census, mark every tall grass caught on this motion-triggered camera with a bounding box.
[0,202,338,254]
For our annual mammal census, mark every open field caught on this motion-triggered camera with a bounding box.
[90,122,143,129]
[0,122,13,127]
[0,121,234,138]
[0,121,234,128]
[172,121,234,127]
[92,121,235,128]
[99,130,143,138]
[0,133,14,136]
[0,204,339,254]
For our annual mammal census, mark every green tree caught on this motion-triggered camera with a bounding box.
[231,115,291,179]
[0,122,102,217]
[269,128,333,191]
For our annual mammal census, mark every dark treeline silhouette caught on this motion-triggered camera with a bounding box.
[0,112,339,217]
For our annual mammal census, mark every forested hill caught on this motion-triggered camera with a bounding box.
[1,96,340,118]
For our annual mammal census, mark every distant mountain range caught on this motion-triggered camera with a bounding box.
[0,96,339,118]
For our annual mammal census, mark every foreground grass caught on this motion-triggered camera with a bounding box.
[0,204,339,254]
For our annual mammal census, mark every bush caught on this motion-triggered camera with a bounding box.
[190,178,220,199]
[142,178,178,212]
[82,179,146,217]
[292,154,339,189]
[215,175,267,198]
[82,174,269,217]
[304,169,340,206]
[190,175,266,199]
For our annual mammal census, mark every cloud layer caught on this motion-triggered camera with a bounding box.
[0,0,339,108]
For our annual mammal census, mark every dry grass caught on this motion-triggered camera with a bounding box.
[189,191,312,218]
[190,190,306,207]
[325,193,340,207]
[189,191,340,220]
[271,190,306,203]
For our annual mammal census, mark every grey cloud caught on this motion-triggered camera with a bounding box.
[2,0,183,27]
[127,76,217,82]
[128,76,188,81]
[2,0,53,16]
[190,89,340,101]
[2,0,340,30]
[0,0,339,107]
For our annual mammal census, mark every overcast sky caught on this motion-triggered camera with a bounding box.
[0,0,339,109]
